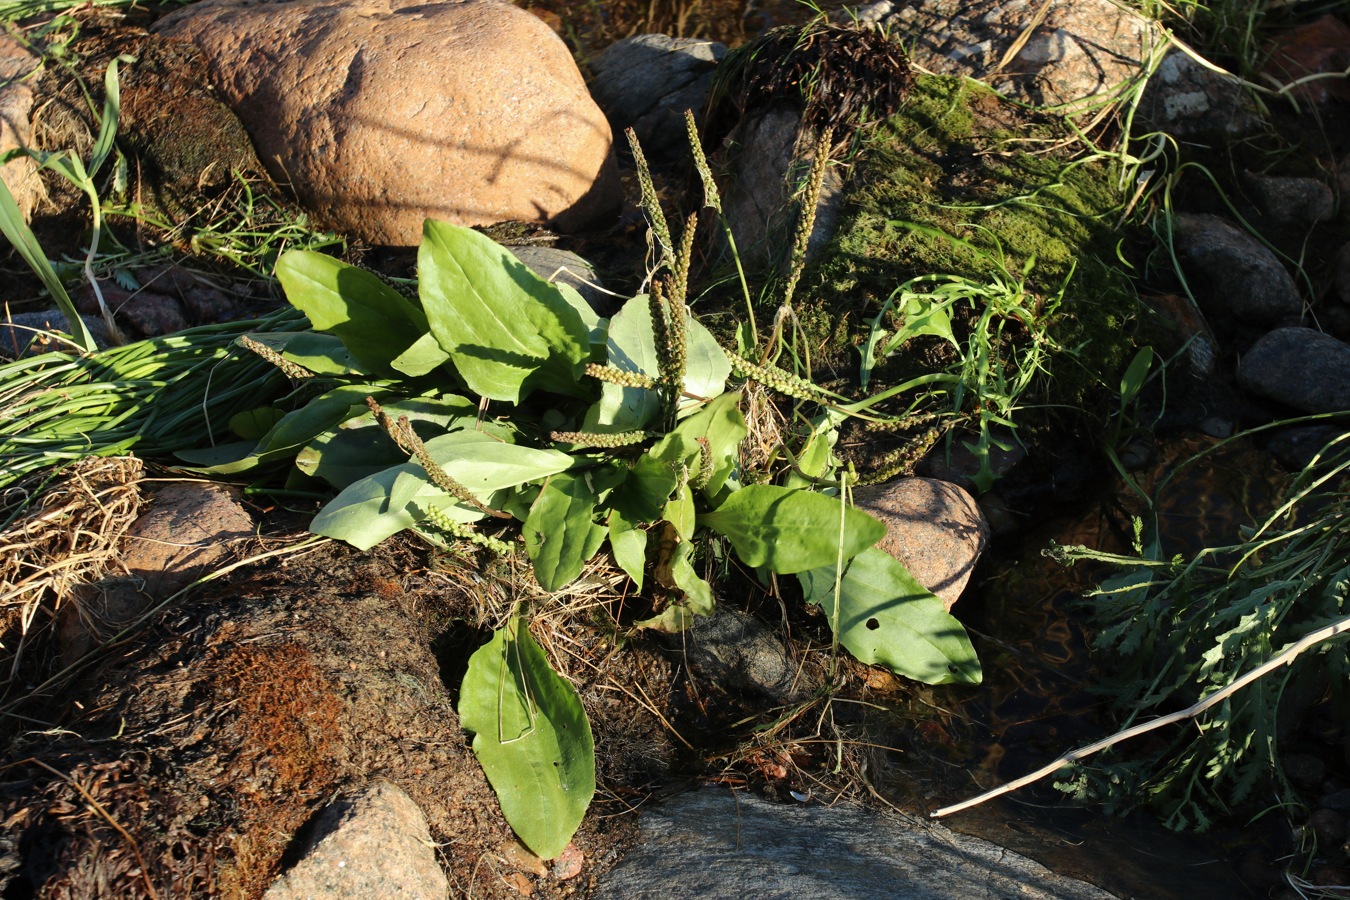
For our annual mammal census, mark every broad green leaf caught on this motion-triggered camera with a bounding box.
[173,440,255,467]
[799,547,981,685]
[524,473,607,591]
[587,294,730,431]
[796,413,840,480]
[418,221,587,402]
[649,390,746,497]
[229,407,286,440]
[277,251,428,376]
[313,435,575,549]
[669,541,714,615]
[555,282,608,359]
[699,484,885,574]
[637,542,714,631]
[297,395,480,489]
[609,452,678,523]
[588,294,660,430]
[311,462,484,549]
[665,483,696,541]
[236,331,365,376]
[607,510,647,589]
[681,313,732,412]
[391,331,452,377]
[459,618,595,860]
[420,432,578,495]
[280,332,365,375]
[180,384,383,474]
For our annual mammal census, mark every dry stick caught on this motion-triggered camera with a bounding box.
[932,613,1350,819]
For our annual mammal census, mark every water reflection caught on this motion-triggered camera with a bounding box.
[865,435,1289,898]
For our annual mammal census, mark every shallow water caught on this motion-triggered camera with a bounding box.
[866,435,1291,898]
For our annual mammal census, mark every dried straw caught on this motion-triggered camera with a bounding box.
[0,456,143,649]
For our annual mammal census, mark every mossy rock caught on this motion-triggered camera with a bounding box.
[37,26,280,228]
[764,74,1152,481]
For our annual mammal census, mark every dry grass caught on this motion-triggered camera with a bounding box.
[0,456,143,661]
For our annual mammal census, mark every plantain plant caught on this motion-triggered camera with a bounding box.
[178,215,979,856]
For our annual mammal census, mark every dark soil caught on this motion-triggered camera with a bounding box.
[0,537,683,898]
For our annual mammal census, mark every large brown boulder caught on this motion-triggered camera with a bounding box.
[155,0,620,245]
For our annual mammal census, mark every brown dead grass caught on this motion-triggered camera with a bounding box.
[0,457,143,700]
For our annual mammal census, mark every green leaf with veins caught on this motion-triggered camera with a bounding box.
[699,484,884,574]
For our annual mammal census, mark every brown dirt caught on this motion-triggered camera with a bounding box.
[0,536,680,898]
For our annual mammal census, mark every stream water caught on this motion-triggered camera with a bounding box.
[528,1,1325,893]
[866,435,1294,898]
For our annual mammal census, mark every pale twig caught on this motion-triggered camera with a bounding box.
[931,614,1350,818]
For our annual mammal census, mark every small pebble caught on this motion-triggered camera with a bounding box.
[1313,808,1346,846]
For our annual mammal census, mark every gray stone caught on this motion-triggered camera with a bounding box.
[1264,424,1345,470]
[1238,327,1350,414]
[664,606,802,703]
[1136,47,1261,137]
[589,33,727,158]
[843,0,1257,134]
[850,0,1160,107]
[508,244,616,316]
[1172,213,1303,327]
[851,477,988,611]
[0,310,110,358]
[1333,242,1350,309]
[595,788,1117,899]
[717,108,844,271]
[265,779,447,900]
[0,35,41,223]
[1244,172,1335,228]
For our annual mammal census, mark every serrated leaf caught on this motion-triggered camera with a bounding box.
[524,472,607,591]
[698,484,885,574]
[799,547,981,685]
[459,618,595,859]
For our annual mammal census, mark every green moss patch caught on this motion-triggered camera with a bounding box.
[785,75,1150,479]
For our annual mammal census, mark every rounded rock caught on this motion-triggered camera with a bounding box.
[155,0,620,246]
[1238,327,1350,414]
[1172,213,1303,326]
[851,477,989,611]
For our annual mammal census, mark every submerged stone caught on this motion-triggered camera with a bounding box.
[595,788,1117,899]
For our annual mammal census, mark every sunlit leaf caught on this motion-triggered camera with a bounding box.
[699,484,884,574]
[799,547,981,685]
[459,618,595,859]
